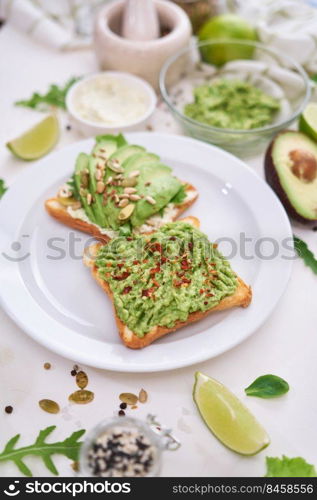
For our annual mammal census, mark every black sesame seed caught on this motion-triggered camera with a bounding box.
[118,410,125,416]
[71,369,77,376]
[5,406,13,414]
[120,402,127,410]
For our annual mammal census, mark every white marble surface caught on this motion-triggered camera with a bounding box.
[1,23,317,478]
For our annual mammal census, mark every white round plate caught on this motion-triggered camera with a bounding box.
[0,133,293,372]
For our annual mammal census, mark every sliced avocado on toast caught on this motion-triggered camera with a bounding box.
[47,134,197,237]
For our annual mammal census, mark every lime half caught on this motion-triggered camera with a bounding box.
[299,103,317,142]
[6,114,59,161]
[193,372,270,455]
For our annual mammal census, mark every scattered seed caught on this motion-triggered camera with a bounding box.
[69,390,94,404]
[106,176,113,185]
[118,204,135,221]
[124,187,137,194]
[129,170,140,178]
[96,181,105,194]
[87,193,92,205]
[129,194,141,201]
[81,172,89,188]
[71,201,82,210]
[120,402,127,410]
[76,371,88,389]
[107,160,124,173]
[5,406,13,414]
[118,410,125,416]
[119,393,138,405]
[145,195,156,205]
[131,405,138,410]
[139,388,148,403]
[39,399,60,414]
[71,369,77,377]
[121,177,137,187]
[43,362,51,370]
[119,198,129,208]
[71,461,79,472]
[95,169,102,181]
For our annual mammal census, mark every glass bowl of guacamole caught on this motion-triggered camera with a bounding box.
[159,40,311,156]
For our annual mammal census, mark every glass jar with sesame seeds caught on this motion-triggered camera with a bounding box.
[79,415,180,477]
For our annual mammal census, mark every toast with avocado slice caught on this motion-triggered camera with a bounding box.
[45,134,198,240]
[83,217,252,349]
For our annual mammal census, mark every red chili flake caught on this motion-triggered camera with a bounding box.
[176,271,185,278]
[117,263,124,268]
[161,256,167,264]
[199,289,204,294]
[173,280,183,287]
[142,288,155,297]
[152,279,160,287]
[206,293,214,297]
[169,236,176,241]
[204,301,208,305]
[210,262,216,267]
[127,237,133,241]
[181,259,190,270]
[133,260,139,265]
[123,286,132,294]
[148,242,162,254]
[142,259,148,264]
[188,242,194,251]
[182,277,191,284]
[150,266,161,275]
[112,271,130,281]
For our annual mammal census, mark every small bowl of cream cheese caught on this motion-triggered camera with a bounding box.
[66,72,157,136]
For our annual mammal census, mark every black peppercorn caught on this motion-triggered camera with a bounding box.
[120,402,127,410]
[118,410,125,416]
[71,369,77,376]
[5,406,13,414]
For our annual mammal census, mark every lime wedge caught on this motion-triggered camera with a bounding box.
[193,372,270,455]
[6,114,59,160]
[299,103,317,142]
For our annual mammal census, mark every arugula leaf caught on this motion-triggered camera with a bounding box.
[0,179,7,199]
[245,374,289,398]
[311,74,317,83]
[15,77,80,111]
[265,456,317,477]
[171,184,187,205]
[0,426,85,477]
[294,235,317,275]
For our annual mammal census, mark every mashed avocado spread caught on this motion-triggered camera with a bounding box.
[95,221,238,337]
[184,79,280,130]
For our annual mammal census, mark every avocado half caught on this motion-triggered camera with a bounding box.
[265,130,317,225]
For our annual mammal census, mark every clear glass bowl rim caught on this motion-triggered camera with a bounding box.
[159,39,312,135]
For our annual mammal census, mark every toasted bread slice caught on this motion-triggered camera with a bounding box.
[45,183,198,242]
[83,216,252,349]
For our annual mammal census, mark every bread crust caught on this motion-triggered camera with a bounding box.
[45,183,198,242]
[83,217,252,349]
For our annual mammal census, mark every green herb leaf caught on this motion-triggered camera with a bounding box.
[0,426,85,477]
[311,74,317,83]
[171,184,187,205]
[245,374,289,398]
[265,456,317,477]
[15,77,80,111]
[294,235,317,275]
[0,179,7,199]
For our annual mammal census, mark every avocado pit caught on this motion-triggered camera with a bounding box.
[289,149,317,183]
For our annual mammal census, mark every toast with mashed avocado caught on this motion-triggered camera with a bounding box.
[83,217,252,349]
[45,134,198,240]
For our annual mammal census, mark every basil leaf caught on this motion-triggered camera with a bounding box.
[0,179,7,199]
[265,456,317,477]
[245,374,289,398]
[294,236,317,275]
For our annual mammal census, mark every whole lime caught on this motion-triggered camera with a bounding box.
[198,14,258,66]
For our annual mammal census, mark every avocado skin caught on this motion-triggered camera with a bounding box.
[264,131,317,226]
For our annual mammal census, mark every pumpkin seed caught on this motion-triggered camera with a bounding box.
[119,392,138,405]
[118,203,135,221]
[121,177,137,188]
[76,371,88,389]
[107,160,124,173]
[139,388,148,403]
[96,181,105,194]
[39,399,60,414]
[119,198,129,208]
[69,390,94,404]
[124,187,137,194]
